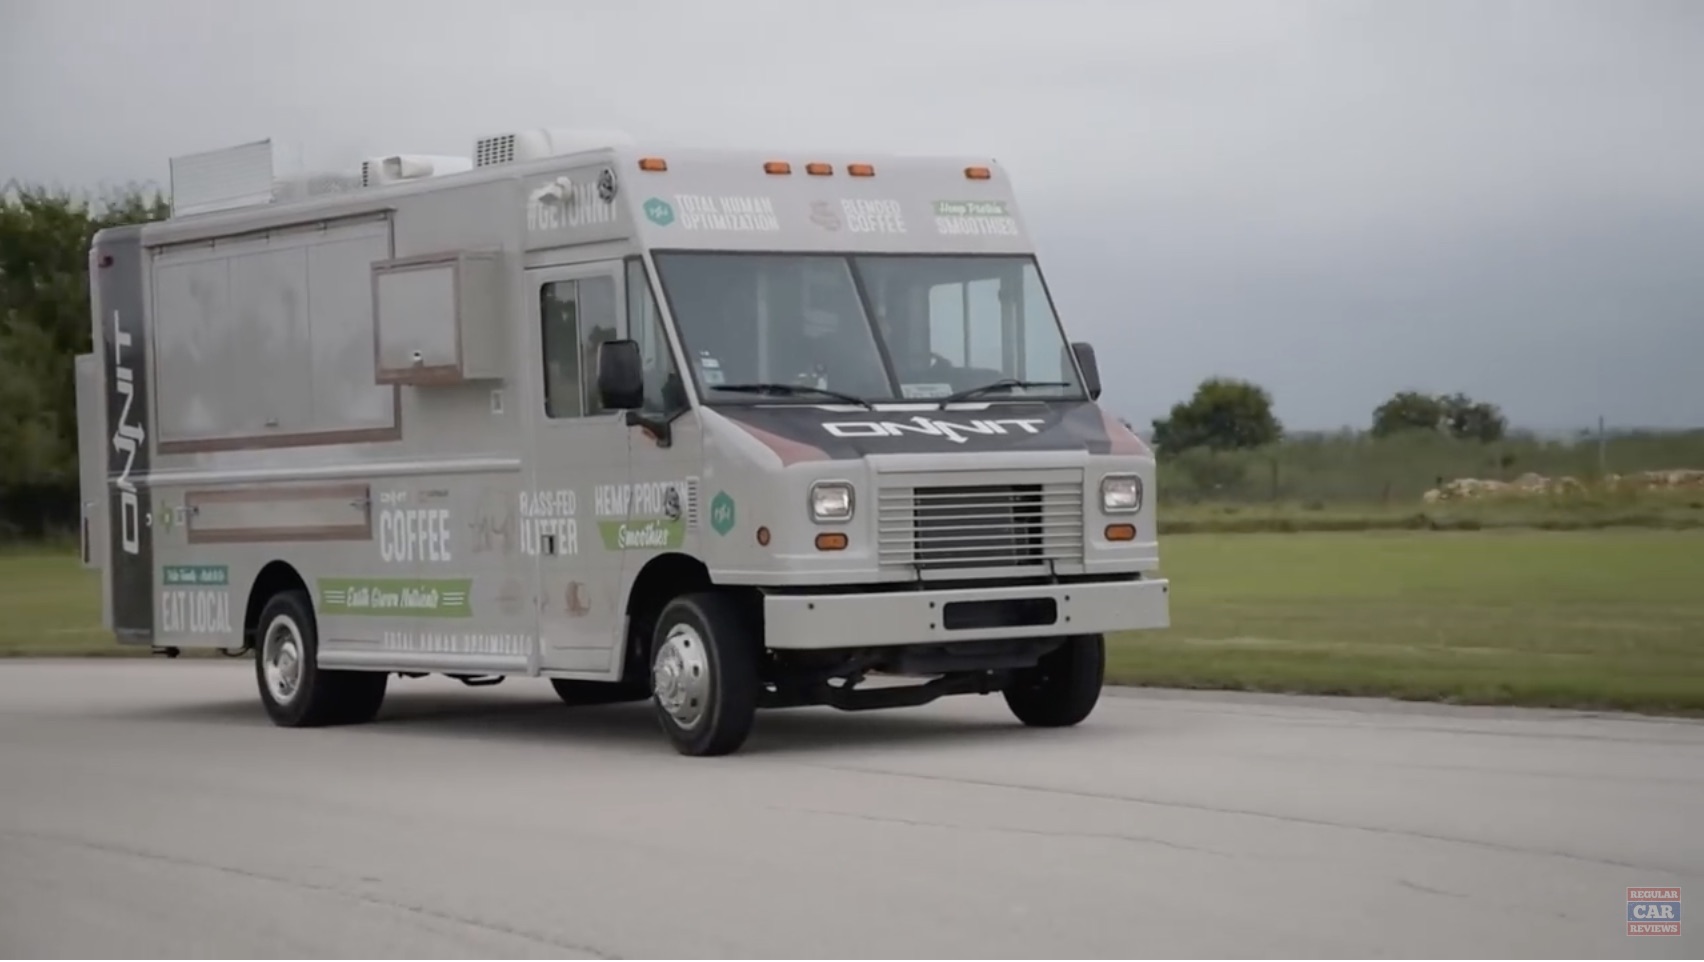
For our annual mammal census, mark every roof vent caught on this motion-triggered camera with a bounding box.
[169,138,277,217]
[269,168,366,204]
[360,154,473,187]
[473,128,636,167]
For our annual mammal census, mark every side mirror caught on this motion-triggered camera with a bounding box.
[1070,341,1102,401]
[596,339,645,411]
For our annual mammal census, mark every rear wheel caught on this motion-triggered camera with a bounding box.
[255,589,387,727]
[1002,633,1105,728]
[649,591,760,757]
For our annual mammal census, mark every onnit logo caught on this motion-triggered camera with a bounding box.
[110,311,145,554]
[822,416,1046,444]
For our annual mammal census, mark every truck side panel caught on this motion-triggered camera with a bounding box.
[93,227,155,645]
[148,213,399,452]
[134,176,548,669]
[73,354,113,633]
[305,178,540,671]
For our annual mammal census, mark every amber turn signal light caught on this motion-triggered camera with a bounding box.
[1104,523,1136,542]
[815,532,848,551]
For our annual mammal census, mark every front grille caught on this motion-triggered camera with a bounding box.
[877,479,1084,570]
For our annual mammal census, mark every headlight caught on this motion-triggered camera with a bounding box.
[809,481,855,523]
[1100,474,1142,513]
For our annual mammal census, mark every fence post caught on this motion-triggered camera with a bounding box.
[1598,415,1608,479]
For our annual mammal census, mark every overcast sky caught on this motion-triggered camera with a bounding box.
[4,0,1700,433]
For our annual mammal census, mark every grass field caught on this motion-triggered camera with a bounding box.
[4,530,1703,716]
[1158,489,1704,534]
[0,542,140,658]
[1111,529,1704,716]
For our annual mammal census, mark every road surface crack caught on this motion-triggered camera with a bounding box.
[790,764,1675,875]
[1,828,620,959]
[1396,878,1574,921]
[773,804,1239,857]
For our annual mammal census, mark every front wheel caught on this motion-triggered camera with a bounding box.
[1002,633,1105,728]
[648,591,760,757]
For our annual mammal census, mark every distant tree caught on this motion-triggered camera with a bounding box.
[1370,389,1506,443]
[1151,377,1282,455]
[1439,392,1507,443]
[1371,390,1447,438]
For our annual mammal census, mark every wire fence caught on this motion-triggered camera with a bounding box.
[1155,429,1704,507]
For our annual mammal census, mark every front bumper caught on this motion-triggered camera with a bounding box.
[762,576,1170,651]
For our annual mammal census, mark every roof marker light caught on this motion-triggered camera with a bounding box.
[848,163,875,177]
[806,162,833,176]
[638,157,668,171]
[965,165,992,180]
[764,161,792,175]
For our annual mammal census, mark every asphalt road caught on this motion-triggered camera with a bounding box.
[1,659,1699,960]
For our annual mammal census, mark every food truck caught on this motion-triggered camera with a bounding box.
[74,129,1169,755]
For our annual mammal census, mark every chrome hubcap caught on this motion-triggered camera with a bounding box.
[652,623,710,728]
[262,617,304,704]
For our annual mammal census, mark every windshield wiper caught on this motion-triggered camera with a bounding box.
[712,382,874,409]
[938,378,1074,406]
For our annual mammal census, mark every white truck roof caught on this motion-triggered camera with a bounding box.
[133,130,1038,259]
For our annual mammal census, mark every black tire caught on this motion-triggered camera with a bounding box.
[1002,633,1105,728]
[254,589,387,727]
[549,677,649,706]
[648,591,760,757]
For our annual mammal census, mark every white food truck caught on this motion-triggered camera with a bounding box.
[74,129,1170,755]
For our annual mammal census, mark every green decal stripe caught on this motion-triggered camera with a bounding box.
[932,199,1010,217]
[598,518,685,550]
[163,564,229,586]
[318,578,473,618]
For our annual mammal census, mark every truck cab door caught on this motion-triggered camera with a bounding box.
[525,262,630,675]
[610,257,704,656]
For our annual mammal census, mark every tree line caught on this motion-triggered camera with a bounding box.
[0,182,1674,537]
[1148,376,1511,458]
[2,185,170,537]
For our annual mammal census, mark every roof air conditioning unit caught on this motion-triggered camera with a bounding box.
[360,154,474,187]
[473,128,636,167]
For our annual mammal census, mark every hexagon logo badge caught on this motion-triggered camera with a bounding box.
[644,197,675,227]
[709,490,736,536]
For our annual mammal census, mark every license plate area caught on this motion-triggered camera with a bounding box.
[941,596,1058,631]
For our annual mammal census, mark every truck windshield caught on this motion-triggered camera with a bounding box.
[650,252,1087,405]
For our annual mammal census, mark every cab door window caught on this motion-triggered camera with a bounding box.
[540,276,618,418]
